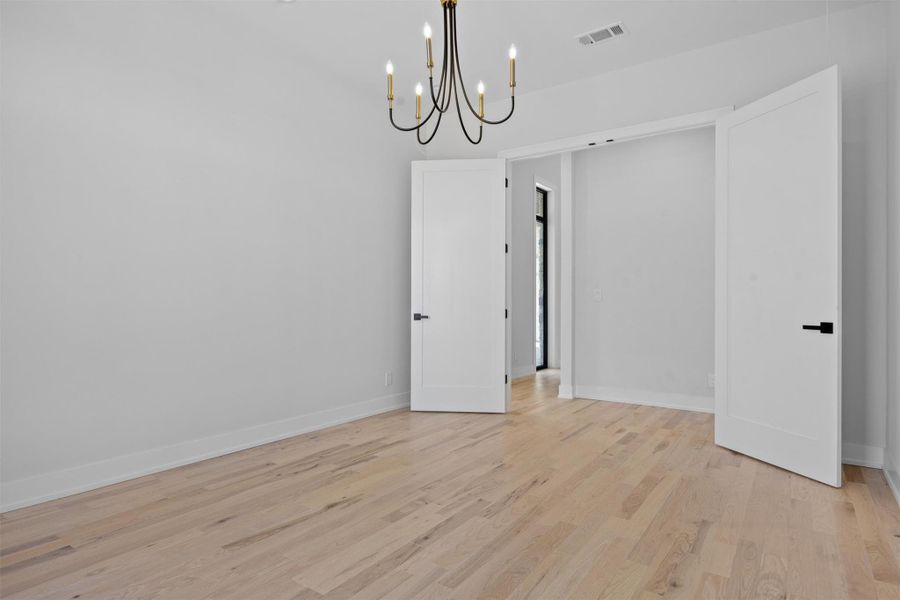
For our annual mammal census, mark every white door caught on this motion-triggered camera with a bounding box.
[715,66,842,486]
[411,159,508,413]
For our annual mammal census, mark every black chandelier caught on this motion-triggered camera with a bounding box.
[385,0,516,145]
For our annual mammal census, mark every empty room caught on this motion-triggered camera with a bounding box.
[2,0,900,598]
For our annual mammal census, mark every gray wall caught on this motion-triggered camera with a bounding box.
[0,2,420,509]
[573,128,715,408]
[509,155,561,377]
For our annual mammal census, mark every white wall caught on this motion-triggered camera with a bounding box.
[0,2,421,510]
[509,155,561,377]
[429,2,890,462]
[884,1,900,495]
[572,127,715,411]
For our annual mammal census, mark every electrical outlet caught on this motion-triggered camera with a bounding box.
[707,373,715,389]
[384,372,393,387]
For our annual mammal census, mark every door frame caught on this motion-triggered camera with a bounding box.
[498,106,733,399]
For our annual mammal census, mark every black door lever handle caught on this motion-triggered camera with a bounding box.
[802,321,833,334]
[413,313,429,321]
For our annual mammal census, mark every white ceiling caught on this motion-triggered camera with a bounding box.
[224,0,867,105]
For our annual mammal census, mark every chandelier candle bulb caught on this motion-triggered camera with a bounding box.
[415,83,423,120]
[424,23,434,73]
[508,44,516,90]
[477,80,485,119]
[385,61,394,105]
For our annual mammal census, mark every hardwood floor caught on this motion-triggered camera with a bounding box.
[2,371,899,599]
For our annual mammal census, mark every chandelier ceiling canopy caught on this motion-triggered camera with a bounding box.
[385,0,516,145]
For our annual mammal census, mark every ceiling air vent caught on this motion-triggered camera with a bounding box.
[576,22,627,47]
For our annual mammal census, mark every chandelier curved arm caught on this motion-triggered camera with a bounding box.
[480,96,515,125]
[388,109,424,132]
[451,67,483,145]
[428,5,453,113]
[416,107,446,145]
[426,57,452,116]
[449,6,515,125]
[388,84,446,131]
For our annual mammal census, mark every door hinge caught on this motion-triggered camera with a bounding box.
[505,177,509,188]
[505,309,508,318]
[505,243,508,253]
[505,374,508,384]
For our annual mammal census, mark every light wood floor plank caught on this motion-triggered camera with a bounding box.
[1,370,898,599]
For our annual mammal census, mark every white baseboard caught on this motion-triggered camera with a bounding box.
[511,364,536,380]
[574,385,714,413]
[558,384,574,399]
[1,392,410,513]
[842,442,884,468]
[883,456,900,506]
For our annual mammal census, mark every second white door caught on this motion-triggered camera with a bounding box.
[411,159,507,413]
[715,66,842,486]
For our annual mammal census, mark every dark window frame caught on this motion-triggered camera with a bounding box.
[535,187,549,371]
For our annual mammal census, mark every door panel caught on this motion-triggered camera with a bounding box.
[715,66,842,486]
[411,159,507,413]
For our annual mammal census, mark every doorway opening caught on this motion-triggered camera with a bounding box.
[535,186,548,370]
[501,108,730,397]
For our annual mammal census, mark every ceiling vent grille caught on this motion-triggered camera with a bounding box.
[577,22,627,47]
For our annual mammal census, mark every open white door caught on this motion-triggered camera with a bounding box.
[715,66,842,486]
[411,159,507,413]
